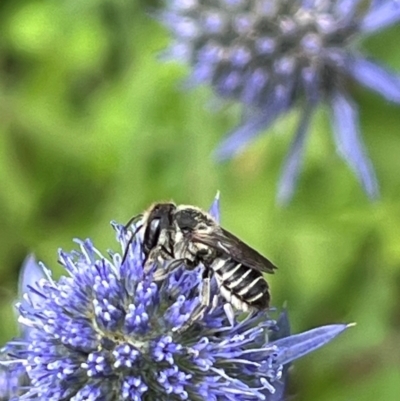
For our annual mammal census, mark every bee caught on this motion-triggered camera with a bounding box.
[123,202,277,320]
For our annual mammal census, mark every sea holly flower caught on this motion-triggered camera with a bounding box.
[160,0,400,202]
[1,200,350,399]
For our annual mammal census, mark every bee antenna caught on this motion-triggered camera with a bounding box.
[121,223,143,266]
[124,213,143,231]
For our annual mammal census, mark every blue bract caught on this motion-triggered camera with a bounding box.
[160,0,400,201]
[1,213,350,400]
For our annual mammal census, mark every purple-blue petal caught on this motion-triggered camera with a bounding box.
[17,254,46,338]
[345,56,400,103]
[270,309,291,342]
[208,192,221,222]
[330,91,379,198]
[277,105,314,204]
[361,1,400,33]
[18,254,45,301]
[264,376,286,401]
[215,73,295,160]
[265,310,291,400]
[273,324,351,366]
[334,0,361,19]
[214,109,281,161]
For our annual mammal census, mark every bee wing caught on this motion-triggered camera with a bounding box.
[189,227,277,273]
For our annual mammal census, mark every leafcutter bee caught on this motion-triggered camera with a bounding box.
[123,202,277,321]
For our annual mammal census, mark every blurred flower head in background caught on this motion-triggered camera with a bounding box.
[0,199,350,400]
[160,0,400,202]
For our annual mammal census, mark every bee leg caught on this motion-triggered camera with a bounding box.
[174,268,211,333]
[150,257,190,282]
[143,248,159,274]
[200,268,211,308]
[210,294,219,312]
[190,267,211,321]
[223,303,235,327]
[160,244,174,259]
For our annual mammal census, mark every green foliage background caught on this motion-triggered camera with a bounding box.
[0,1,399,400]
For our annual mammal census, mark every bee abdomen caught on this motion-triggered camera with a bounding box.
[212,258,270,310]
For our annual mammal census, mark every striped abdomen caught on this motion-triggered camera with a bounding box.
[211,258,270,311]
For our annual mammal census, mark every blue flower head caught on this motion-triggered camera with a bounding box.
[160,0,400,202]
[1,199,350,399]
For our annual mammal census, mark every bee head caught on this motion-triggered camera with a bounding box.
[149,203,175,218]
[147,203,176,229]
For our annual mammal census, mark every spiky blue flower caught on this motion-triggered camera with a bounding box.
[160,0,400,202]
[1,202,350,399]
